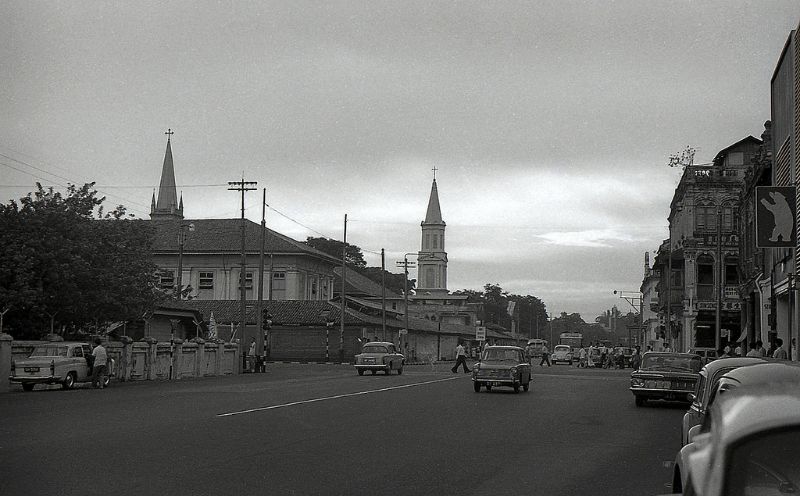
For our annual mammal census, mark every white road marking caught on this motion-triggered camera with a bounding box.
[216,376,462,417]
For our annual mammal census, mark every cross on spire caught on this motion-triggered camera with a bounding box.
[165,128,174,141]
[432,166,438,181]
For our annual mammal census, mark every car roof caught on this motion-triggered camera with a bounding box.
[363,341,395,347]
[718,361,800,385]
[642,352,700,358]
[486,345,524,351]
[699,356,765,376]
[713,383,800,445]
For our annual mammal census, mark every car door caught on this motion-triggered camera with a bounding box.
[72,345,90,381]
[518,350,530,381]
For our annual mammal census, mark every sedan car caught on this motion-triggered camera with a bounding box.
[10,342,113,391]
[672,362,800,494]
[672,382,800,496]
[550,344,573,365]
[354,341,405,375]
[472,345,531,393]
[680,357,765,446]
[629,352,702,407]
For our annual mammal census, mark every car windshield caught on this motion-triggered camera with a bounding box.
[483,349,519,361]
[29,346,69,357]
[361,345,389,354]
[640,355,702,372]
[554,346,570,352]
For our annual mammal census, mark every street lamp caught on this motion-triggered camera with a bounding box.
[176,222,195,298]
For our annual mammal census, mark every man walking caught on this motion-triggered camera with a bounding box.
[451,341,471,373]
[539,344,551,367]
[91,337,108,389]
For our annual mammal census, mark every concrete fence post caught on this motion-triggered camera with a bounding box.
[120,336,133,381]
[172,338,184,380]
[144,337,158,380]
[192,338,206,378]
[0,333,12,394]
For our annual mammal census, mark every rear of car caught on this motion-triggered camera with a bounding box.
[354,342,404,375]
[629,352,702,407]
[10,343,93,391]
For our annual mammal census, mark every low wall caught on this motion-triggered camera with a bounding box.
[4,337,240,390]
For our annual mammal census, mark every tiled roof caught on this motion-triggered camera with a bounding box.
[147,218,339,263]
[333,267,403,299]
[168,300,359,325]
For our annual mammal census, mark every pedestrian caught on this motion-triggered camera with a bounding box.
[646,345,653,353]
[773,338,788,360]
[792,338,798,362]
[745,341,760,358]
[631,346,642,371]
[587,342,596,368]
[756,340,767,357]
[767,340,777,358]
[663,343,673,353]
[91,337,108,389]
[719,346,731,359]
[578,346,587,368]
[248,337,257,372]
[539,344,551,367]
[734,343,743,357]
[451,341,471,373]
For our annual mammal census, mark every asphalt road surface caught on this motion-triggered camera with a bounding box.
[1,362,685,496]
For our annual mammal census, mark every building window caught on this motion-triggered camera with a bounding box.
[159,270,175,289]
[433,234,438,249]
[238,271,253,290]
[199,272,214,290]
[321,279,329,300]
[728,152,744,166]
[272,272,286,300]
[311,279,317,299]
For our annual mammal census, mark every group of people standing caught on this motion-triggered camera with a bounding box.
[725,338,797,360]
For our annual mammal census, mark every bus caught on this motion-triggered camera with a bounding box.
[559,332,584,355]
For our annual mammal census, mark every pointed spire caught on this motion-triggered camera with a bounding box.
[150,130,184,220]
[423,179,443,224]
[151,190,156,212]
[179,193,183,211]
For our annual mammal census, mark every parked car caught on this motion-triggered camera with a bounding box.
[526,338,547,358]
[10,341,114,391]
[672,382,800,496]
[354,341,405,375]
[589,347,602,367]
[680,356,766,446]
[472,345,531,393]
[689,347,718,364]
[629,352,702,407]
[613,347,633,368]
[550,344,573,365]
[672,362,800,495]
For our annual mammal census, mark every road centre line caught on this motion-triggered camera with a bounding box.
[216,376,462,417]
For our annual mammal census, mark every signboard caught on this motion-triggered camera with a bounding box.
[756,186,796,248]
[475,326,486,341]
[398,329,408,335]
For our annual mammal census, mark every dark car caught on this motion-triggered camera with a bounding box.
[629,352,702,407]
[472,346,532,394]
[680,356,766,445]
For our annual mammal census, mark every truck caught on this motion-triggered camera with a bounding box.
[558,332,584,357]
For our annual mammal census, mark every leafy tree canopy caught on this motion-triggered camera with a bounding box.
[0,183,160,338]
[305,237,366,268]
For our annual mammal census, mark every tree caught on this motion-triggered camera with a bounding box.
[0,183,160,338]
[358,267,415,295]
[305,237,366,268]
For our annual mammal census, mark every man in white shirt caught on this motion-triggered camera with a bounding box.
[91,338,108,389]
[451,342,471,373]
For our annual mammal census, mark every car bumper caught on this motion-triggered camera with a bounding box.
[630,388,693,401]
[473,377,519,385]
[10,375,60,385]
[354,364,390,371]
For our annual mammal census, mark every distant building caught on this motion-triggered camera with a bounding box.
[640,252,660,350]
[652,136,760,352]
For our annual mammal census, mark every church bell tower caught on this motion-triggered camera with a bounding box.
[416,170,448,295]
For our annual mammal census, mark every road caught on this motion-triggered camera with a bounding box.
[0,362,685,496]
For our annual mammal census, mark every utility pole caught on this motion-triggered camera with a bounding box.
[229,178,257,371]
[716,206,722,354]
[340,214,347,363]
[397,254,417,350]
[381,248,386,336]
[257,188,266,368]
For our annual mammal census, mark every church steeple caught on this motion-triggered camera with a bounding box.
[150,129,184,220]
[417,170,448,295]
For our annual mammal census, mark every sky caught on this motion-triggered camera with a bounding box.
[2,1,799,321]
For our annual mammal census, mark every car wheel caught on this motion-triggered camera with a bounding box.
[22,383,34,392]
[513,383,520,394]
[62,372,76,390]
[474,381,481,392]
[358,369,364,376]
[397,366,403,375]
[568,361,573,365]
[523,381,530,392]
[103,374,111,388]
[635,396,645,407]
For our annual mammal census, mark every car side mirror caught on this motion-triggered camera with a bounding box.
[687,425,703,444]
[687,393,695,403]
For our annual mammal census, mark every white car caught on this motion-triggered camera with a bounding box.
[10,342,114,391]
[550,344,573,365]
[672,363,800,495]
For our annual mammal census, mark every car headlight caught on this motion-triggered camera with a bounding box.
[631,378,644,387]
